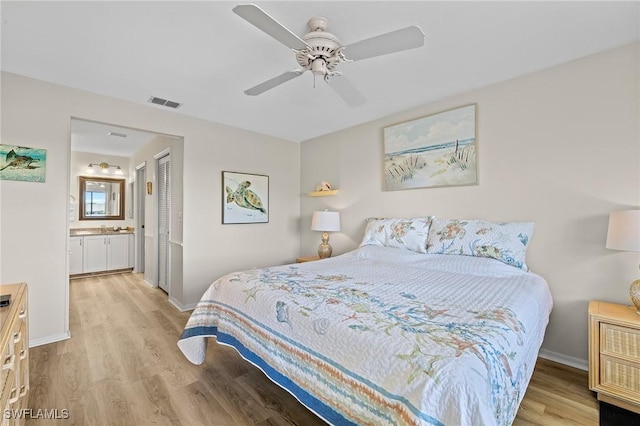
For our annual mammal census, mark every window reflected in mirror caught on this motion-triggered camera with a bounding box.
[79,176,125,220]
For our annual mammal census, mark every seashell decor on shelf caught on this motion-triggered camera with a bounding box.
[308,181,339,197]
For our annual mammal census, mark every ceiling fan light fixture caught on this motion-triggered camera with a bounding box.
[311,58,328,76]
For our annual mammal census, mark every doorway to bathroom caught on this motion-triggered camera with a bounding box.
[68,118,183,298]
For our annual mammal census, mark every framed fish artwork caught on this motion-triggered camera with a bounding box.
[222,171,269,224]
[383,104,477,191]
[0,144,47,183]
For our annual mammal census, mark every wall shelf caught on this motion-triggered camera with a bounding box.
[308,189,339,197]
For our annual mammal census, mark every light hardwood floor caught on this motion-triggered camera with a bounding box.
[27,272,598,425]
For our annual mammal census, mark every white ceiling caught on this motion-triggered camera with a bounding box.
[70,119,160,157]
[2,1,639,149]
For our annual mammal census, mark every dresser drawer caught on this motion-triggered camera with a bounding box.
[601,354,640,395]
[0,315,20,409]
[0,348,14,404]
[17,295,27,324]
[601,323,640,362]
[0,368,16,421]
[0,283,28,423]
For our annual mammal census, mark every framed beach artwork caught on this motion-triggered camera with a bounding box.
[383,104,477,191]
[0,144,47,183]
[222,171,269,224]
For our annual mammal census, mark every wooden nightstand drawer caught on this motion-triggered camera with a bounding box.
[589,300,640,413]
[601,323,640,362]
[601,354,640,396]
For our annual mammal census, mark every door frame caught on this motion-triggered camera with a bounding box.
[154,148,171,294]
[134,162,146,273]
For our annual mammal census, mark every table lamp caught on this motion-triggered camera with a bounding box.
[606,209,640,313]
[311,210,341,259]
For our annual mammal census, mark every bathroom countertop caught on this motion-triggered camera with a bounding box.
[70,228,134,236]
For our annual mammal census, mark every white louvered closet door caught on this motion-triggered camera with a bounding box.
[158,155,171,293]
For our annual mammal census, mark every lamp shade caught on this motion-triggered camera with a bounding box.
[311,211,341,232]
[606,210,640,252]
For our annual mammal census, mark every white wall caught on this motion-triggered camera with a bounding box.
[0,71,301,345]
[69,151,133,228]
[300,43,640,367]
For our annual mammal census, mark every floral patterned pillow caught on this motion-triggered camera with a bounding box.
[360,217,432,253]
[426,218,534,270]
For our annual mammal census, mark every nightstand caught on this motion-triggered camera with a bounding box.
[589,300,640,413]
[296,255,320,263]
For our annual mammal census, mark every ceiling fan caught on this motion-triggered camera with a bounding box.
[232,4,425,107]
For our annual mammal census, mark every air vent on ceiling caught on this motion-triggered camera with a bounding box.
[107,131,127,138]
[148,96,182,109]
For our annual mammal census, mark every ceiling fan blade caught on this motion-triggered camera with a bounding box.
[328,75,366,107]
[244,69,305,96]
[344,26,425,61]
[233,4,310,51]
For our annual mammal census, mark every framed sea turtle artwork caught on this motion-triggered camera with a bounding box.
[383,104,477,191]
[222,171,269,224]
[0,144,47,183]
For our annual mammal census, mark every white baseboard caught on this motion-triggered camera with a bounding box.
[29,331,71,348]
[538,348,588,371]
[168,297,196,312]
[143,278,156,288]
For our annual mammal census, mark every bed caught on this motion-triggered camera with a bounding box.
[178,218,553,425]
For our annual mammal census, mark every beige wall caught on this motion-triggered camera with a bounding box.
[0,71,301,345]
[300,42,640,367]
[130,134,184,303]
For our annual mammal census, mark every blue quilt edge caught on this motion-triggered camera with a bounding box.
[179,326,357,426]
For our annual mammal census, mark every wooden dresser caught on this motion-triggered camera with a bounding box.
[589,300,640,413]
[1,283,29,425]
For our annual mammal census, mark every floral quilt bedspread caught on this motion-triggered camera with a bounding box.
[178,246,552,426]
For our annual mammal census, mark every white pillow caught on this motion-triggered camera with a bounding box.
[426,218,534,270]
[360,217,432,253]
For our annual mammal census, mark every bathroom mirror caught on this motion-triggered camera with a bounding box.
[79,176,125,220]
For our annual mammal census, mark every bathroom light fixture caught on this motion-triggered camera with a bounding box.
[86,162,124,175]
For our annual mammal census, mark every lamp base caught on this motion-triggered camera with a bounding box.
[318,243,332,259]
[629,278,640,314]
[318,231,332,259]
